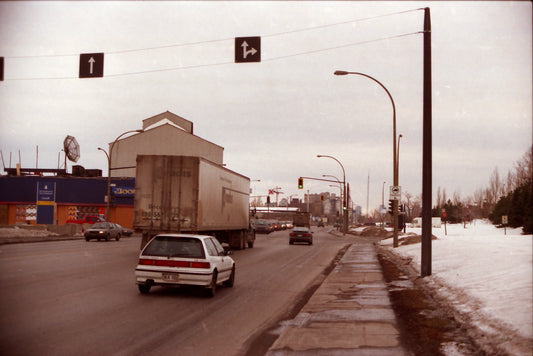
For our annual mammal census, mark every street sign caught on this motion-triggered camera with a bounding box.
[79,53,104,78]
[389,185,401,200]
[36,181,56,224]
[235,37,261,63]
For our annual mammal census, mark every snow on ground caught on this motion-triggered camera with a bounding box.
[382,219,532,353]
[0,226,59,238]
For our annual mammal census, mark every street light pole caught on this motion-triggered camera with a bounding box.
[317,155,347,234]
[334,70,399,247]
[103,129,143,221]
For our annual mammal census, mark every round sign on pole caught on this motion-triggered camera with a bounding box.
[389,185,401,200]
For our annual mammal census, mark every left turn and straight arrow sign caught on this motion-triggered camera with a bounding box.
[79,53,104,78]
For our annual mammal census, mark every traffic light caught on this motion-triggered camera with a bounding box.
[110,191,116,208]
[298,177,303,189]
[388,199,393,215]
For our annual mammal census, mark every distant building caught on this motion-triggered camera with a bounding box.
[109,111,224,177]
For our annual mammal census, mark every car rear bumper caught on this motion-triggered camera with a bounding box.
[135,268,213,287]
[290,237,312,242]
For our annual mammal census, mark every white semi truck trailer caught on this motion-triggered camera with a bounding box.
[134,155,255,250]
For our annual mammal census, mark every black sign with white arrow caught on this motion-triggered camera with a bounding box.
[235,37,260,63]
[79,53,104,78]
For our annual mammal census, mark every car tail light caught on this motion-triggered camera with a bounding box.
[305,233,310,237]
[138,259,210,268]
[190,262,211,269]
[290,233,295,236]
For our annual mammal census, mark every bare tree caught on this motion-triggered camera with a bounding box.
[487,167,503,205]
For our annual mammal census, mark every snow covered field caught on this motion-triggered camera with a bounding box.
[382,219,532,354]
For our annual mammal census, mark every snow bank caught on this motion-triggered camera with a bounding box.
[0,226,59,238]
[382,219,532,349]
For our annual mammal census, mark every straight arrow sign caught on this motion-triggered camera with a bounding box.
[79,53,104,78]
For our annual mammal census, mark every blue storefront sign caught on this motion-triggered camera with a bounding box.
[36,182,56,224]
[112,186,135,197]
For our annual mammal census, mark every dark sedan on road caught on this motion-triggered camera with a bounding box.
[116,224,133,236]
[289,226,313,245]
[254,219,273,234]
[84,222,122,241]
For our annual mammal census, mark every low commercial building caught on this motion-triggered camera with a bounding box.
[0,111,226,229]
[0,175,135,228]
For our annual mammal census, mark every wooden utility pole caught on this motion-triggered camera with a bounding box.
[421,7,433,277]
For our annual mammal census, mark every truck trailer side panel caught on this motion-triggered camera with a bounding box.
[197,159,250,230]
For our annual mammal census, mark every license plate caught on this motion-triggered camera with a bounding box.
[162,273,179,282]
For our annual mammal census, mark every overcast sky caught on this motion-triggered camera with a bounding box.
[1,1,531,213]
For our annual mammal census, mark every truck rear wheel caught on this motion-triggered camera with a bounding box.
[241,231,246,250]
[247,231,255,248]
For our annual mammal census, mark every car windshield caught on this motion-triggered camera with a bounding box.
[292,227,309,232]
[142,236,206,259]
[92,223,108,229]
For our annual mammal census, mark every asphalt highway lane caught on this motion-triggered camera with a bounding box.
[0,228,350,356]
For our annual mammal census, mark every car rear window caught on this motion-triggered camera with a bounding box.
[142,236,206,259]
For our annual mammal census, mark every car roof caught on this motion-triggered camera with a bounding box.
[154,234,213,241]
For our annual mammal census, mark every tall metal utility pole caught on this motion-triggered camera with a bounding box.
[421,7,433,277]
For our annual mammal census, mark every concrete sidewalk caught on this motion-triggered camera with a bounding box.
[266,240,408,356]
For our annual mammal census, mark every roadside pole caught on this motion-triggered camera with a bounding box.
[421,7,433,277]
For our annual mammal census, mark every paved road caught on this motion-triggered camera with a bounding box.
[0,228,351,356]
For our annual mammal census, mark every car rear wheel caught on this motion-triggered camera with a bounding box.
[223,265,235,288]
[115,233,121,241]
[206,271,217,298]
[138,284,151,294]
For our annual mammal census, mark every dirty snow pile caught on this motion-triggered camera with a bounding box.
[382,219,532,354]
[0,226,59,238]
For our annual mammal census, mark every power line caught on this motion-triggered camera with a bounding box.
[5,30,423,81]
[264,31,423,63]
[4,8,424,59]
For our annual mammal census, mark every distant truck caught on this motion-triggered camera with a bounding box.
[293,212,311,228]
[134,155,255,250]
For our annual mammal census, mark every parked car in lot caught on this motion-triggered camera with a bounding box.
[289,226,313,245]
[135,234,235,297]
[84,222,122,241]
[67,214,105,225]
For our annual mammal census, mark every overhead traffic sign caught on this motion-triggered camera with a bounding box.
[79,53,104,78]
[235,37,261,63]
